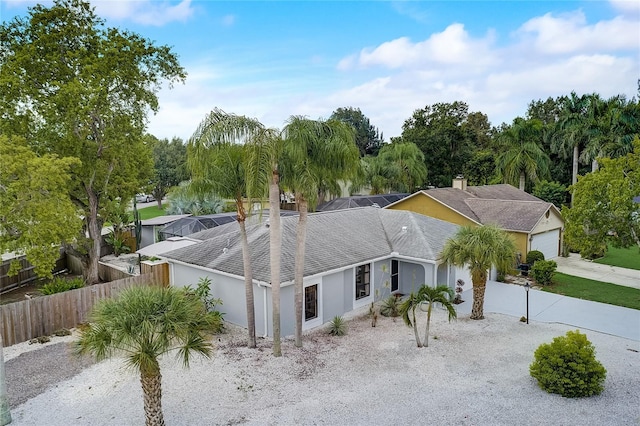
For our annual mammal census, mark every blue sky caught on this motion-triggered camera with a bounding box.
[2,0,638,141]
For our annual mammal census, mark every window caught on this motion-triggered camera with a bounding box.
[355,263,370,300]
[391,260,399,292]
[305,284,318,321]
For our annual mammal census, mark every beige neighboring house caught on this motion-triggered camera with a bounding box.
[386,177,564,261]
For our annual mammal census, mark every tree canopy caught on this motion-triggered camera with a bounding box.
[330,107,384,157]
[0,0,185,283]
[563,139,640,258]
[150,136,188,207]
[0,135,82,277]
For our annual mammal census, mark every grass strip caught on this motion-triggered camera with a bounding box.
[542,272,640,310]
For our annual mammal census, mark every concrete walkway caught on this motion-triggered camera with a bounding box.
[554,253,640,288]
[457,281,640,341]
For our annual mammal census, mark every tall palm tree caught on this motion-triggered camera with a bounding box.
[245,127,284,357]
[439,225,516,320]
[496,118,549,190]
[417,285,457,347]
[188,108,265,349]
[281,117,360,347]
[77,286,219,426]
[551,92,591,203]
[377,141,428,193]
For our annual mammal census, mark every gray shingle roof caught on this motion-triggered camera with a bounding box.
[162,207,459,283]
[420,184,554,232]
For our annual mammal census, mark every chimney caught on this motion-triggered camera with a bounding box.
[452,175,467,191]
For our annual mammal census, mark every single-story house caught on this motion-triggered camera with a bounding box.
[385,177,564,261]
[139,215,191,248]
[158,207,465,337]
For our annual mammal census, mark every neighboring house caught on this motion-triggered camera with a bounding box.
[316,193,409,212]
[386,177,564,260]
[158,207,462,337]
[137,236,200,257]
[139,215,191,249]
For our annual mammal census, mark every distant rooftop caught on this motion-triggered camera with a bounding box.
[317,193,409,212]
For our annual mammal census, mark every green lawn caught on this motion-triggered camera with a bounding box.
[138,204,168,220]
[542,272,640,310]
[593,245,640,270]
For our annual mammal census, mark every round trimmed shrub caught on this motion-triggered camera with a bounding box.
[530,330,606,397]
[531,260,557,286]
[526,250,545,265]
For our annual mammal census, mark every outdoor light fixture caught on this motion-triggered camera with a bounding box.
[524,282,530,324]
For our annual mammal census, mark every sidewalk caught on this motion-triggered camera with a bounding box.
[554,253,639,288]
[457,281,640,341]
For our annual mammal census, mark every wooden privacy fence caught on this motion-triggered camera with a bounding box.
[0,267,168,347]
[0,250,67,293]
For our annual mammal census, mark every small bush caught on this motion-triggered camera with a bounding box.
[531,260,557,286]
[379,295,401,317]
[328,315,347,336]
[530,330,606,398]
[526,250,545,265]
[53,328,72,336]
[40,277,85,295]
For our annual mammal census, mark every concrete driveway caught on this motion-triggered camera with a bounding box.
[457,281,640,341]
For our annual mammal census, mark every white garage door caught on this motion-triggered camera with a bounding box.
[531,229,560,260]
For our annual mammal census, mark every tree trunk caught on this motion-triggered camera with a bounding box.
[294,196,308,348]
[412,307,422,348]
[85,188,102,284]
[571,144,579,206]
[140,370,165,426]
[519,172,525,191]
[470,269,488,320]
[237,210,256,348]
[269,170,282,357]
[424,304,432,347]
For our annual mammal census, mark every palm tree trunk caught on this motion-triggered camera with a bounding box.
[470,270,488,320]
[294,196,308,348]
[269,170,282,357]
[571,144,579,205]
[140,371,165,426]
[237,212,256,348]
[519,172,525,191]
[412,307,422,348]
[424,303,432,347]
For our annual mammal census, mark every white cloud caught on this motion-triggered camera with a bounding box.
[348,24,497,70]
[516,11,639,54]
[221,14,235,27]
[609,0,640,13]
[93,0,194,26]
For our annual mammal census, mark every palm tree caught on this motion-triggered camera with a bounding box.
[417,285,457,347]
[551,92,591,203]
[377,141,427,193]
[399,291,424,347]
[439,225,516,320]
[281,117,360,347]
[245,127,285,357]
[496,118,549,190]
[76,286,219,426]
[188,108,266,349]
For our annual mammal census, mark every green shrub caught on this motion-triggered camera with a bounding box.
[526,250,545,265]
[328,315,347,336]
[184,277,225,333]
[531,260,557,286]
[530,330,606,398]
[40,277,85,295]
[379,295,401,317]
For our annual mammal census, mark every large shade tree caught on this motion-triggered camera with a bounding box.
[0,0,184,283]
[77,285,220,426]
[187,109,268,349]
[496,117,550,191]
[564,138,640,258]
[330,107,384,156]
[281,117,360,347]
[440,225,517,320]
[0,135,82,277]
[150,136,189,208]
